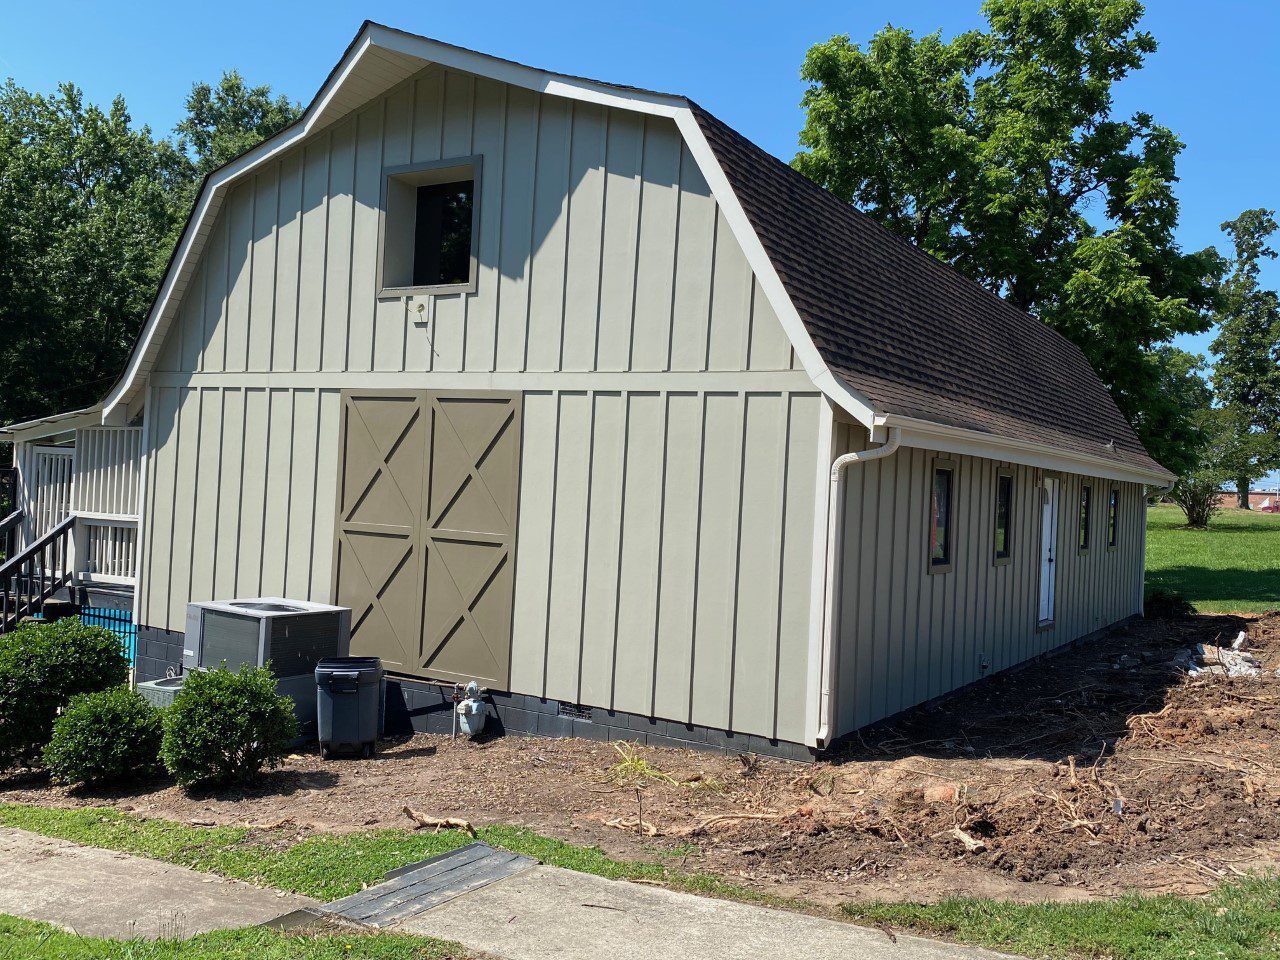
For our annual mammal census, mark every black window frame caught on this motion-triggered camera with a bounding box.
[1107,486,1120,549]
[993,470,1014,566]
[928,459,957,574]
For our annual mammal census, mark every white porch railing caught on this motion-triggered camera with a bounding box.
[31,447,74,542]
[78,519,139,585]
[74,427,142,517]
[70,426,142,587]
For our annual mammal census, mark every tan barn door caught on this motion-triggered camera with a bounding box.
[334,393,429,672]
[334,390,520,687]
[420,393,520,687]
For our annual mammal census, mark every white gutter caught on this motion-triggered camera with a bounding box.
[1136,478,1177,616]
[815,426,902,748]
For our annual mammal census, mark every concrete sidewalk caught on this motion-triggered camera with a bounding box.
[399,864,1019,960]
[0,827,315,940]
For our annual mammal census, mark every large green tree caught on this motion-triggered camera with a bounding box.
[1210,208,1280,506]
[173,71,300,205]
[0,73,299,429]
[794,0,1222,471]
[0,83,186,427]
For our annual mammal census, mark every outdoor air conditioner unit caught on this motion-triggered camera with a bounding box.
[183,598,352,677]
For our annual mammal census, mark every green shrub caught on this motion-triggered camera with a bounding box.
[42,686,162,785]
[0,618,129,768]
[161,665,297,787]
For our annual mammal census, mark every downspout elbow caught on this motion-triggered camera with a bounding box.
[829,427,903,482]
[816,426,902,749]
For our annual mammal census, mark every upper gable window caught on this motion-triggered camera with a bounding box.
[379,157,481,297]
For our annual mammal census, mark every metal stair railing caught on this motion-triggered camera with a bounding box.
[0,514,75,634]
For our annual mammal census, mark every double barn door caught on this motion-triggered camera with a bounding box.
[333,391,521,687]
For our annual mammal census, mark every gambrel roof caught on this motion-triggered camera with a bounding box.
[693,107,1168,479]
[97,21,1173,485]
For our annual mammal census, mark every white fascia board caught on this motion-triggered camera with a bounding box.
[369,26,687,117]
[1,407,100,441]
[101,35,381,420]
[880,414,1176,486]
[671,112,878,428]
[101,22,876,429]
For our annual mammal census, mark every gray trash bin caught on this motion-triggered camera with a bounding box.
[315,657,383,759]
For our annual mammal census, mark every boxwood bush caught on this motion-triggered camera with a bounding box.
[0,618,129,768]
[43,686,162,785]
[161,665,297,788]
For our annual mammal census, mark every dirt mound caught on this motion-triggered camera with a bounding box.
[689,611,1280,893]
[4,611,1278,904]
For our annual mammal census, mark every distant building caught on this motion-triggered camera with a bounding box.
[1217,489,1280,510]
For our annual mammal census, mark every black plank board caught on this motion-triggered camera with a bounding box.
[325,843,496,915]
[324,842,536,927]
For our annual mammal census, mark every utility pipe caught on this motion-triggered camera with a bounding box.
[815,426,902,748]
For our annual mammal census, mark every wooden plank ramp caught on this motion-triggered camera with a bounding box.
[324,842,537,928]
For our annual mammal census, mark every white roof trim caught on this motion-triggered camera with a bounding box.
[0,405,100,440]
[100,22,875,427]
[878,413,1176,486]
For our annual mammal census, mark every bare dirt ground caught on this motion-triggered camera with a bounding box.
[4,611,1278,906]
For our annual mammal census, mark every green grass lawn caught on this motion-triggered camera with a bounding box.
[0,915,465,959]
[0,803,788,907]
[1145,503,1280,613]
[5,803,1280,960]
[843,878,1280,960]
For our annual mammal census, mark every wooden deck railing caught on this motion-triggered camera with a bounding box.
[0,514,74,633]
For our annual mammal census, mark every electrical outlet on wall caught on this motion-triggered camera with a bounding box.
[979,651,991,673]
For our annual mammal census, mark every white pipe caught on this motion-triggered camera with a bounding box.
[815,426,902,748]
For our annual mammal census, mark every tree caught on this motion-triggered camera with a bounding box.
[1137,345,1214,477]
[0,82,186,427]
[0,73,299,429]
[1210,209,1280,506]
[795,0,1222,470]
[1170,405,1276,528]
[174,71,300,197]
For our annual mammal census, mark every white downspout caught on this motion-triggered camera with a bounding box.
[816,426,902,748]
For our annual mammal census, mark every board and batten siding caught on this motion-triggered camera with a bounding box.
[150,64,797,379]
[136,63,823,742]
[139,386,823,742]
[830,421,1145,737]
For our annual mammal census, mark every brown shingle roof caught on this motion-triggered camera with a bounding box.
[693,106,1168,478]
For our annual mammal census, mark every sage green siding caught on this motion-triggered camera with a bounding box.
[830,421,1145,737]
[152,65,797,378]
[137,63,821,743]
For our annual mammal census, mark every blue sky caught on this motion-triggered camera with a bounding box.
[4,0,1278,479]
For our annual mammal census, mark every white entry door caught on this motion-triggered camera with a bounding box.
[1038,476,1060,624]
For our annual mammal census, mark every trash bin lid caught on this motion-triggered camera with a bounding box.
[316,656,383,674]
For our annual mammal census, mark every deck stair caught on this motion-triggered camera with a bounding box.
[0,514,74,634]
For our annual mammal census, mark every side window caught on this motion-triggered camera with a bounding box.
[993,471,1014,565]
[379,157,481,296]
[1078,483,1092,553]
[929,460,956,574]
[1107,487,1120,548]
